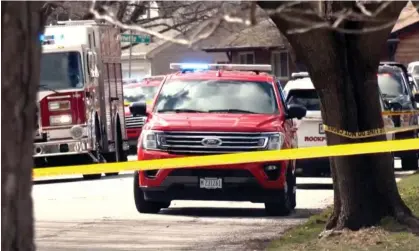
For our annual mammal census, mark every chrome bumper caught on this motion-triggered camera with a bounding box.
[33,139,89,157]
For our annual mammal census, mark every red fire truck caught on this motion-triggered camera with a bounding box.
[34,20,129,179]
[124,75,165,152]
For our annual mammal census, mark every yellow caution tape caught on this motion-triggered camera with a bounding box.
[323,125,419,139]
[124,100,153,106]
[382,110,419,116]
[33,138,419,178]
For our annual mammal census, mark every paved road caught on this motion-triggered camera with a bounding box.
[33,157,411,251]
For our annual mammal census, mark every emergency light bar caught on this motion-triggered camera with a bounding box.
[170,63,272,72]
[40,33,66,45]
[291,72,309,79]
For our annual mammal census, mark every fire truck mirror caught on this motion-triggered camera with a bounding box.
[129,102,147,117]
[87,51,98,78]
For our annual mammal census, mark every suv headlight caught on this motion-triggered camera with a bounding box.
[266,133,285,150]
[141,130,163,150]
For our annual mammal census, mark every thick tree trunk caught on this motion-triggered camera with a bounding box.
[1,2,45,250]
[258,1,419,231]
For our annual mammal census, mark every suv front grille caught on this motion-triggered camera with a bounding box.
[125,115,145,128]
[169,168,253,177]
[159,131,272,154]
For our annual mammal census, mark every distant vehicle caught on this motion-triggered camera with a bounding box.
[407,61,419,77]
[129,63,307,216]
[283,72,397,177]
[378,62,419,170]
[123,75,165,152]
[34,20,129,179]
[123,78,139,85]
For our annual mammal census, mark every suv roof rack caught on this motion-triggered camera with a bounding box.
[169,63,272,74]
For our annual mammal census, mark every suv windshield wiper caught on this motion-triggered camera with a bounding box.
[208,109,257,114]
[39,84,59,94]
[157,109,207,113]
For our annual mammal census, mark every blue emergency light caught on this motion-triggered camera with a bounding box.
[39,33,65,45]
[170,63,209,71]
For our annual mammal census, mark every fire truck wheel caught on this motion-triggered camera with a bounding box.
[83,174,102,180]
[115,115,128,163]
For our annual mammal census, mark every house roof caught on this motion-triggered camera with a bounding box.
[201,19,286,52]
[121,2,242,59]
[122,3,277,57]
[121,18,248,58]
[392,1,419,33]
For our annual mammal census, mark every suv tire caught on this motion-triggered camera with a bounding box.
[264,166,296,216]
[133,171,170,214]
[401,153,418,171]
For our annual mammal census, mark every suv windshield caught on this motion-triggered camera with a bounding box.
[286,89,321,111]
[377,72,406,97]
[40,51,83,90]
[154,79,279,114]
[124,86,159,103]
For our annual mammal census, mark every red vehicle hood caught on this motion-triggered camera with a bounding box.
[144,113,284,132]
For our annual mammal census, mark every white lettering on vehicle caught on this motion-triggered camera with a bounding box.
[304,136,326,142]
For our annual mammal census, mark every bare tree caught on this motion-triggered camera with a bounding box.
[256,0,419,232]
[2,2,46,251]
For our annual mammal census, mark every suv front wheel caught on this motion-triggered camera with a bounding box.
[264,166,296,216]
[401,153,418,171]
[133,171,170,214]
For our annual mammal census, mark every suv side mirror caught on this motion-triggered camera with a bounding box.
[129,102,147,117]
[414,93,419,103]
[287,104,307,119]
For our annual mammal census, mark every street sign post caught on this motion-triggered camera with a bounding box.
[121,34,151,44]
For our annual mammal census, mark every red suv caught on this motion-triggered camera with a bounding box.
[129,63,307,216]
[124,75,165,152]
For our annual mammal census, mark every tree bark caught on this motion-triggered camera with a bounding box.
[1,2,46,250]
[258,1,419,231]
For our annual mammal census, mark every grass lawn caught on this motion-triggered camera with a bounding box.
[268,172,419,251]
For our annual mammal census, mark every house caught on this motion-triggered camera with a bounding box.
[202,19,297,82]
[120,17,241,80]
[384,1,419,65]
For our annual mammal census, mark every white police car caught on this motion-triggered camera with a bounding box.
[283,72,395,176]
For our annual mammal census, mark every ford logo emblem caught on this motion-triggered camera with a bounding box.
[201,137,222,147]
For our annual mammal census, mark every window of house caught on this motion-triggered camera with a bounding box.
[238,52,255,64]
[272,51,289,79]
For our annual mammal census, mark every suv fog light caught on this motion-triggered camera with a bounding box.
[265,165,278,171]
[145,170,158,178]
[263,165,280,181]
[70,125,84,139]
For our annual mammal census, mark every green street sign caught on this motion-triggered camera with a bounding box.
[121,34,151,44]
